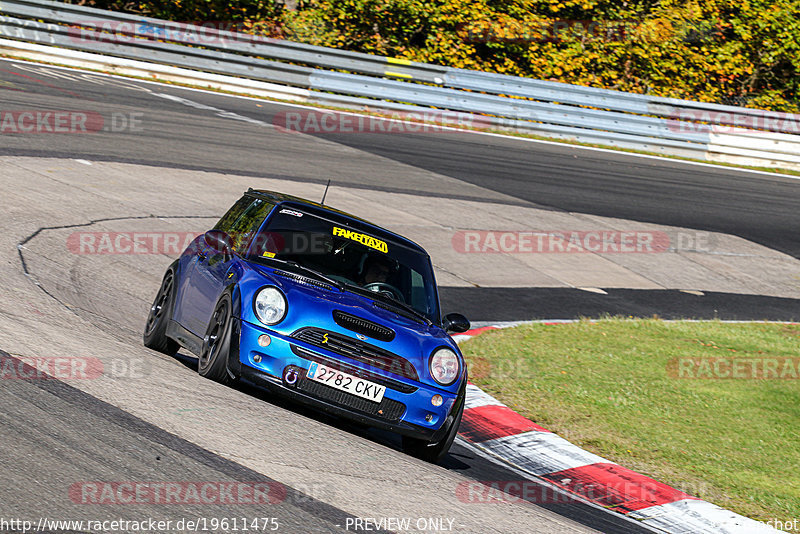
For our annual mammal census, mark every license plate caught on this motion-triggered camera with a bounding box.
[306,362,386,403]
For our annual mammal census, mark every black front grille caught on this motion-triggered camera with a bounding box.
[294,368,406,422]
[290,345,417,393]
[292,327,419,381]
[333,310,395,342]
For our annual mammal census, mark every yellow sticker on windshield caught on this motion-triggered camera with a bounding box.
[262,251,276,258]
[332,226,388,253]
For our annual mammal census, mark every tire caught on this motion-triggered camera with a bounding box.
[198,294,235,385]
[143,265,180,355]
[402,389,465,464]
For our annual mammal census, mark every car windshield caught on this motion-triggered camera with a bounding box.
[246,206,439,321]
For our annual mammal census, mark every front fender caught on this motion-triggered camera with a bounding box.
[223,282,243,378]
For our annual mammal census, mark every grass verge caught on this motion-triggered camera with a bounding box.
[460,318,800,522]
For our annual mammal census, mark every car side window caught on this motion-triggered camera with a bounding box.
[228,199,275,253]
[409,269,428,313]
[214,196,275,254]
[214,196,251,234]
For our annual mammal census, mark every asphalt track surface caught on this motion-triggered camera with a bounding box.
[0,57,797,533]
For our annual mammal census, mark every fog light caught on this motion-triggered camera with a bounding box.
[431,394,443,407]
[425,414,434,422]
[258,334,271,347]
[253,354,262,363]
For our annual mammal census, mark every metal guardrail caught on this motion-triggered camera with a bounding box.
[0,0,447,83]
[0,0,799,171]
[309,71,711,144]
[0,14,314,87]
[442,70,800,136]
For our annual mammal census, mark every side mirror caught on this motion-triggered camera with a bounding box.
[443,313,470,334]
[204,230,233,257]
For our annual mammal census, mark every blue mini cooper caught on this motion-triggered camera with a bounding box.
[144,189,470,463]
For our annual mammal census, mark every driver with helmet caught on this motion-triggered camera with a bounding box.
[357,253,403,302]
[358,253,396,285]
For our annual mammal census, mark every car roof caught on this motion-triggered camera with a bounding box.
[246,188,428,254]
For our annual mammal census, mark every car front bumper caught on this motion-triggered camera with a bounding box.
[237,319,461,441]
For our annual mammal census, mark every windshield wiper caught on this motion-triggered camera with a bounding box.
[259,257,344,290]
[285,261,344,290]
[344,283,432,325]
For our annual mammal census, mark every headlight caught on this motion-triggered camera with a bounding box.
[430,347,460,386]
[254,287,287,325]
